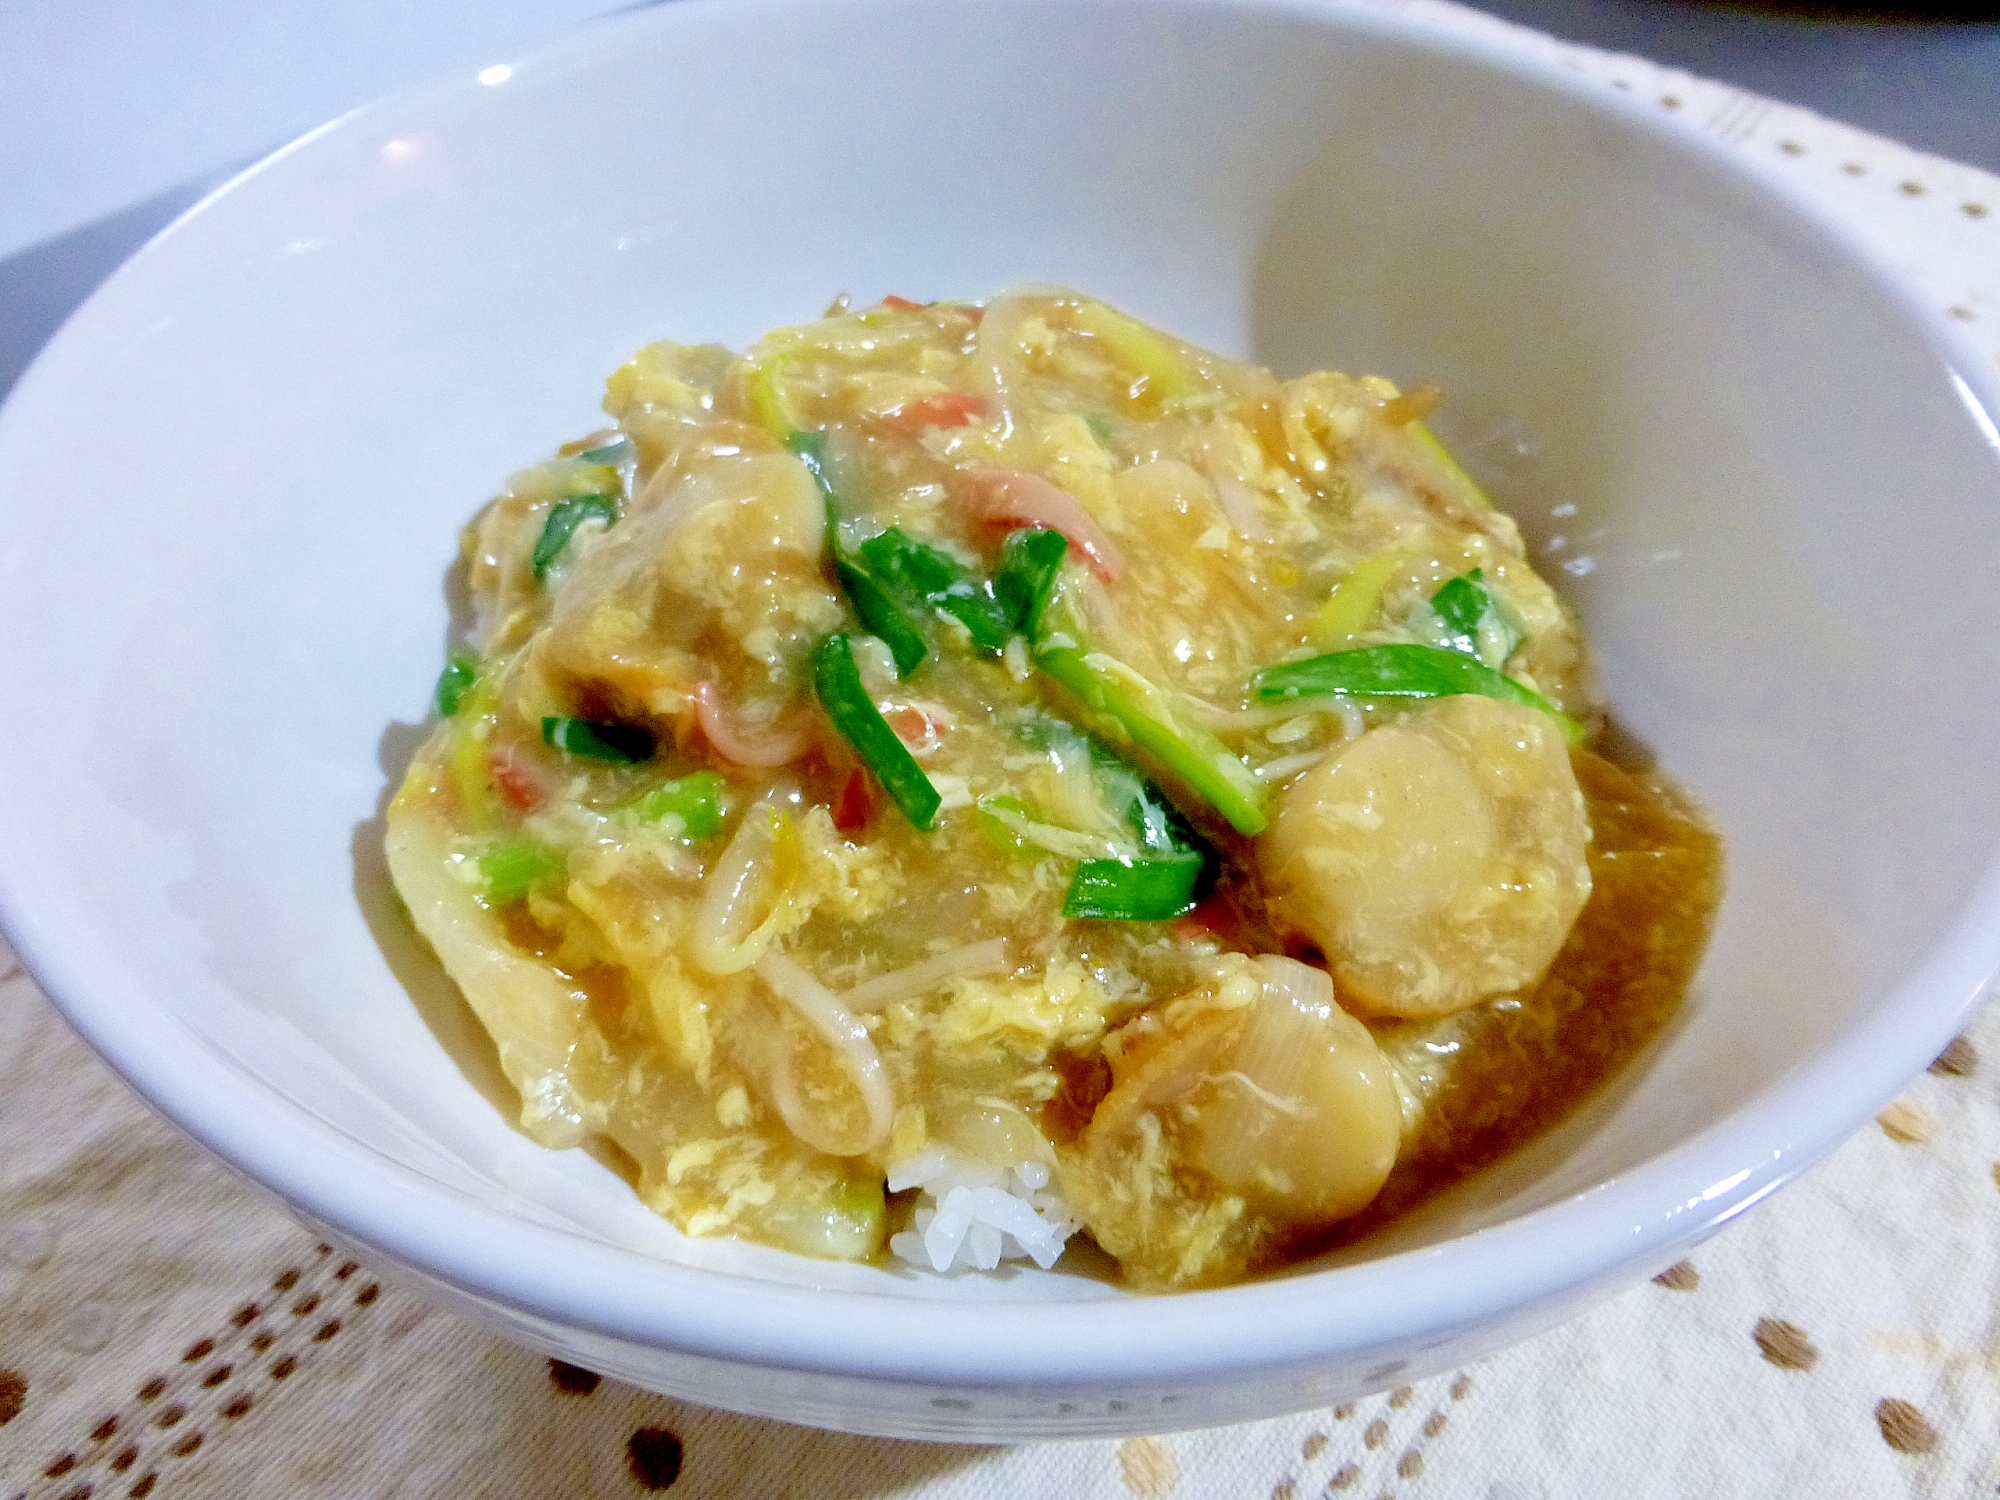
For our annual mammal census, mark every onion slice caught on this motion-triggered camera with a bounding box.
[843,937,1011,1011]
[754,953,895,1156]
[952,468,1125,583]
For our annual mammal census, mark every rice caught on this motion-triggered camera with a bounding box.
[886,1147,1078,1272]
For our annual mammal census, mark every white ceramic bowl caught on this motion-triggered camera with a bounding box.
[3,0,1999,1441]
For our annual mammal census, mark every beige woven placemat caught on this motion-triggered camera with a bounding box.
[4,3,1998,1495]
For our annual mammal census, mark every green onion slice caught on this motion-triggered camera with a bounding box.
[1425,569,1521,668]
[576,436,632,466]
[1035,644,1268,835]
[1064,853,1205,921]
[856,527,1014,654]
[837,559,929,678]
[812,634,941,830]
[434,650,478,718]
[994,527,1068,643]
[542,715,655,762]
[1250,643,1581,741]
[478,836,565,905]
[624,771,726,840]
[532,492,618,578]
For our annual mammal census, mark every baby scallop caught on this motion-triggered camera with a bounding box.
[1258,694,1591,1019]
[1085,955,1402,1229]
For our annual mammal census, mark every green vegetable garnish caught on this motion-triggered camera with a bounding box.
[542,715,655,762]
[1424,568,1522,669]
[812,634,941,830]
[785,429,841,547]
[1064,852,1206,921]
[624,771,726,840]
[838,557,930,677]
[532,492,618,578]
[857,527,1014,654]
[1410,422,1493,511]
[575,436,632,466]
[434,650,478,718]
[1035,644,1268,835]
[994,527,1068,642]
[1250,643,1581,741]
[478,836,565,904]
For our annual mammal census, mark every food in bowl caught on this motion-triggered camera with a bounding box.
[384,289,1720,1289]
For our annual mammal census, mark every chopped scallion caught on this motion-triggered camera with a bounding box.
[1250,643,1581,741]
[542,715,655,762]
[1035,644,1268,835]
[838,558,929,677]
[434,650,478,718]
[1064,853,1205,921]
[993,527,1068,642]
[532,492,618,578]
[478,836,565,904]
[625,770,725,840]
[812,634,941,830]
[575,436,632,466]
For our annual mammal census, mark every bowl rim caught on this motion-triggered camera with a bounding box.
[4,0,2000,1397]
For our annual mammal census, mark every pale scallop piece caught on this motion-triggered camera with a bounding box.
[1258,695,1591,1018]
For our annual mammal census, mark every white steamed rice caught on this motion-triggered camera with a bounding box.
[885,1147,1078,1273]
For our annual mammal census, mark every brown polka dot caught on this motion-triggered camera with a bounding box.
[155,1404,185,1429]
[272,1269,300,1292]
[1449,1374,1472,1400]
[1780,140,1804,155]
[250,1333,274,1353]
[230,1303,260,1328]
[137,1377,165,1403]
[181,1339,214,1363]
[1930,1036,1977,1075]
[1301,1431,1328,1461]
[1333,1402,1356,1420]
[1654,1259,1700,1291]
[200,1365,233,1388]
[1117,1437,1180,1497]
[46,1453,79,1477]
[1966,203,1990,218]
[1950,306,1976,322]
[628,1427,686,1491]
[1327,1463,1361,1491]
[1878,1100,1932,1143]
[110,1447,138,1473]
[549,1360,603,1395]
[1398,1448,1424,1479]
[1423,1411,1448,1438]
[221,1395,253,1420]
[91,1416,118,1443]
[355,1283,380,1306]
[170,1433,202,1458]
[54,1488,92,1500]
[335,1261,358,1280]
[1661,95,1682,109]
[1754,1318,1820,1371]
[0,1369,25,1424]
[130,1477,158,1499]
[1842,161,1866,175]
[292,1293,321,1317]
[315,1242,333,1256]
[270,1356,297,1380]
[1272,1480,1296,1500]
[1388,1385,1413,1408]
[314,1319,341,1343]
[1875,1397,1938,1454]
[1363,1418,1388,1449]
[1901,180,1926,196]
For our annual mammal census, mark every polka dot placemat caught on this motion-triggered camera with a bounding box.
[3,5,1998,1494]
